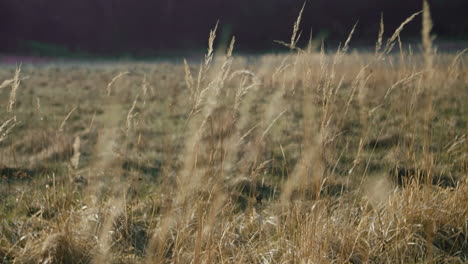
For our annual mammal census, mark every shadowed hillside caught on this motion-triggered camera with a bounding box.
[1,0,467,56]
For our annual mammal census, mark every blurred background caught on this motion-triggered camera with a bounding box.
[0,0,467,59]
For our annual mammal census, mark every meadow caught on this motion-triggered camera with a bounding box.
[0,3,467,263]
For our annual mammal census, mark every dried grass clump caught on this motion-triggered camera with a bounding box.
[17,232,94,264]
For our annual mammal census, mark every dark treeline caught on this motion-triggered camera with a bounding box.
[1,0,466,56]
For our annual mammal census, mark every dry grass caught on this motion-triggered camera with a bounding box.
[0,4,467,264]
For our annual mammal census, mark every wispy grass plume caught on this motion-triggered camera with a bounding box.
[59,106,78,132]
[422,0,434,71]
[7,65,22,113]
[275,2,306,50]
[383,11,422,55]
[375,13,385,55]
[107,71,129,96]
[0,116,17,143]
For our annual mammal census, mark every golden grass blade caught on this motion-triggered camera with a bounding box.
[205,20,219,67]
[290,2,306,50]
[184,58,195,97]
[7,65,22,113]
[384,11,422,54]
[422,0,434,71]
[0,117,17,143]
[342,21,358,54]
[106,71,129,96]
[126,95,139,134]
[227,36,236,58]
[0,79,14,90]
[70,136,81,169]
[261,110,287,140]
[59,106,78,132]
[375,13,385,55]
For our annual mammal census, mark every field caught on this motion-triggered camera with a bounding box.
[1,8,468,264]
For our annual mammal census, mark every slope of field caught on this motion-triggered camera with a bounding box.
[0,47,466,263]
